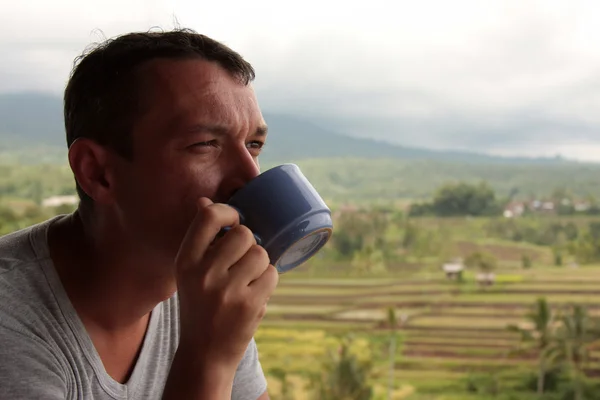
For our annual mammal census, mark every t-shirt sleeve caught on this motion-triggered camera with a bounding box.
[0,326,67,400]
[231,337,268,400]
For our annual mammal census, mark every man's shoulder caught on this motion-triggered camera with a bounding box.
[0,221,48,275]
[0,218,60,332]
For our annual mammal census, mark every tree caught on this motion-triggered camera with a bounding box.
[431,181,501,217]
[522,254,533,269]
[351,246,387,275]
[507,297,557,396]
[409,181,502,217]
[309,336,373,400]
[464,251,497,273]
[553,247,563,267]
[570,223,600,264]
[386,307,397,400]
[330,210,391,263]
[546,304,598,400]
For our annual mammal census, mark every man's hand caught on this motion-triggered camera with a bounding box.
[162,197,279,399]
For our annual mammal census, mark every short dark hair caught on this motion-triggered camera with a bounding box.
[64,28,256,208]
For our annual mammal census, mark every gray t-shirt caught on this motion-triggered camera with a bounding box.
[0,217,268,399]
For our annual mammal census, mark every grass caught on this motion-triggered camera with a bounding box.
[403,336,518,347]
[455,293,600,304]
[257,265,600,399]
[332,307,428,321]
[407,315,524,329]
[265,304,343,315]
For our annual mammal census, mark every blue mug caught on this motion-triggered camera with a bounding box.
[225,163,333,274]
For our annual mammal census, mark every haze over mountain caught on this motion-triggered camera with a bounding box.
[3,92,600,204]
[3,1,600,162]
[0,92,580,165]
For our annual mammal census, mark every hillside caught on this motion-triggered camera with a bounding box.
[0,92,579,165]
[3,158,600,206]
[2,92,600,204]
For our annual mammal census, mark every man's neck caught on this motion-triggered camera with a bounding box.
[47,211,177,331]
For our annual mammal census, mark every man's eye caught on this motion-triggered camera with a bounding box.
[247,141,265,149]
[194,140,217,147]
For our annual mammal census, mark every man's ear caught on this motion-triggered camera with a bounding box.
[68,138,116,205]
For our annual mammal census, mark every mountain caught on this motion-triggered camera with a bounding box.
[3,94,600,204]
[0,92,580,165]
[0,92,65,146]
[260,114,571,165]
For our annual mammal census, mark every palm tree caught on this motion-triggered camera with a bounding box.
[386,307,397,400]
[507,297,556,396]
[546,304,596,400]
[310,335,373,400]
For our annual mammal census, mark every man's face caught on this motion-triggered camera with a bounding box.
[110,58,266,261]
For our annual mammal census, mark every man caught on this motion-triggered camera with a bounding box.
[0,28,278,399]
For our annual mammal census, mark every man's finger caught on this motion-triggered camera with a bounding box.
[204,225,258,276]
[227,244,269,286]
[248,264,279,303]
[175,198,241,272]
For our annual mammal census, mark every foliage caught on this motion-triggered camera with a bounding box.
[329,211,389,260]
[308,335,374,400]
[464,372,502,396]
[409,181,502,217]
[0,202,75,236]
[507,299,600,400]
[522,254,533,269]
[0,164,75,201]
[385,307,397,400]
[484,218,577,247]
[506,297,557,395]
[545,304,600,400]
[464,251,497,273]
[6,150,600,205]
[5,161,600,399]
[267,367,294,400]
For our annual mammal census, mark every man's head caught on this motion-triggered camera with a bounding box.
[65,28,267,262]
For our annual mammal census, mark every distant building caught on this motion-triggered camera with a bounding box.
[476,272,496,286]
[574,200,591,212]
[442,260,464,280]
[503,202,525,218]
[541,201,555,212]
[41,195,79,208]
[504,197,594,218]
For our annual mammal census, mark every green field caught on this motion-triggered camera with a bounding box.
[3,201,600,399]
[4,156,600,399]
[257,265,600,399]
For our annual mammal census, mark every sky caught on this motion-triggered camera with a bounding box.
[1,0,600,161]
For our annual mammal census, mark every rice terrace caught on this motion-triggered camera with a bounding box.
[3,159,600,399]
[254,210,600,400]
[259,270,600,399]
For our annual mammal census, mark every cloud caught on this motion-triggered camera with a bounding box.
[239,0,600,158]
[1,0,599,159]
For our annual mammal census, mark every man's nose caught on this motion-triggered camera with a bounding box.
[226,146,261,195]
[236,147,260,183]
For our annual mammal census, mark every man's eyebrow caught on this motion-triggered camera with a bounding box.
[188,124,230,135]
[185,123,268,137]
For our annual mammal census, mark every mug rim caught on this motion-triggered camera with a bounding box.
[275,226,333,273]
[261,208,332,250]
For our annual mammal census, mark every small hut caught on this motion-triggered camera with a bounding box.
[442,260,464,281]
[476,272,496,287]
